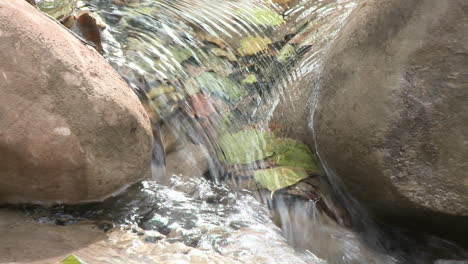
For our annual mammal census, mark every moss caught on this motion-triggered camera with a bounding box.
[237,36,272,56]
[60,254,85,264]
[271,138,320,173]
[242,74,258,84]
[196,72,247,100]
[219,129,275,164]
[238,7,285,27]
[254,167,308,192]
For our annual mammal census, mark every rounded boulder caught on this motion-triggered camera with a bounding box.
[0,0,153,204]
[313,0,468,244]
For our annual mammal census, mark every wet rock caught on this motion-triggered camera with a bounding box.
[269,0,356,150]
[313,0,468,245]
[0,0,152,204]
[0,209,106,264]
[164,143,210,181]
[25,0,36,6]
[269,79,316,149]
[160,123,184,154]
[274,177,351,226]
[0,209,238,264]
[36,0,77,21]
[435,261,468,264]
[74,12,104,53]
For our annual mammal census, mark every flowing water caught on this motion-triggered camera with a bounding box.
[18,0,468,263]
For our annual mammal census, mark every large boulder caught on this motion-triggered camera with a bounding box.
[0,0,152,204]
[269,0,356,150]
[313,0,468,244]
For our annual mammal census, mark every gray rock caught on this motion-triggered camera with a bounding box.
[0,0,152,204]
[270,78,316,149]
[313,0,468,244]
[269,0,356,150]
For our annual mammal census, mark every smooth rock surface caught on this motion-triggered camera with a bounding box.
[269,0,356,150]
[313,0,468,244]
[0,0,152,204]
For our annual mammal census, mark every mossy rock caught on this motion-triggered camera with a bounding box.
[237,36,272,56]
[270,138,320,173]
[37,0,77,21]
[219,129,275,165]
[196,72,247,100]
[254,166,308,192]
[238,7,285,27]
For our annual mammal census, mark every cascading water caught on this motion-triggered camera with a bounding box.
[11,0,468,263]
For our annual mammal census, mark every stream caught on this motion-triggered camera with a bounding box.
[18,0,468,263]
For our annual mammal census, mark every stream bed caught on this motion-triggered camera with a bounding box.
[8,0,468,263]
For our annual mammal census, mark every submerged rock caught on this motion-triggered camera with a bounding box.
[0,0,152,204]
[164,143,210,182]
[0,209,238,264]
[313,0,468,245]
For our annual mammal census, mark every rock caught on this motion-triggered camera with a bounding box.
[434,261,468,264]
[0,209,238,264]
[0,0,152,204]
[270,78,316,149]
[74,12,104,53]
[269,0,356,150]
[164,143,210,182]
[0,209,106,264]
[313,0,468,245]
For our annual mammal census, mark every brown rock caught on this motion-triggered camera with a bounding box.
[0,209,106,264]
[0,209,244,264]
[75,12,103,53]
[313,0,468,245]
[0,0,152,204]
[164,143,210,182]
